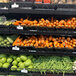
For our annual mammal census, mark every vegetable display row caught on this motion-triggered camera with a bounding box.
[1,35,76,49]
[13,17,76,29]
[0,54,76,75]
[1,16,76,29]
[13,35,76,49]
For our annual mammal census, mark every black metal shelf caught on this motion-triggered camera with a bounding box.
[0,46,76,56]
[0,69,75,76]
[0,2,76,15]
[0,25,9,34]
[0,67,75,75]
[8,8,76,15]
[8,25,76,36]
[1,25,76,36]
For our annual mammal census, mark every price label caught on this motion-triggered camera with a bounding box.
[11,3,19,8]
[0,7,8,10]
[74,32,76,33]
[29,50,36,52]
[12,46,20,50]
[72,52,76,54]
[17,25,23,30]
[30,30,37,32]
[21,7,32,9]
[21,69,28,73]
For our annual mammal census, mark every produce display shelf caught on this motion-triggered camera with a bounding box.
[7,25,76,36]
[0,3,9,7]
[0,25,9,34]
[33,4,76,9]
[0,3,76,15]
[0,67,75,76]
[9,2,34,8]
[0,3,9,13]
[1,25,76,35]
[1,46,76,56]
[8,8,76,15]
[10,46,76,56]
[0,69,75,76]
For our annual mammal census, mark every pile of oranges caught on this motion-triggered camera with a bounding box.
[12,35,76,49]
[13,17,76,29]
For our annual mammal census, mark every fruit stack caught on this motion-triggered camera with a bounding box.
[0,54,34,71]
[0,54,12,68]
[11,55,34,71]
[0,54,75,75]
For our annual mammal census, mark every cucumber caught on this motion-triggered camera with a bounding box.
[0,43,2,45]
[4,39,8,43]
[3,44,7,46]
[7,45,10,47]
[6,37,13,43]
[0,36,3,41]
[1,41,5,44]
[6,42,10,45]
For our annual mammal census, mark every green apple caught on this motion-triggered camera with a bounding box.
[11,66,17,71]
[20,55,27,61]
[3,63,9,68]
[1,57,6,63]
[19,63,25,69]
[12,60,17,65]
[7,58,13,63]
[0,62,2,67]
[24,59,32,66]
[16,57,21,62]
[18,62,23,66]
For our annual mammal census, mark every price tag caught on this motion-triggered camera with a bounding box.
[17,25,23,30]
[72,52,76,54]
[74,32,76,33]
[30,30,37,32]
[11,3,19,8]
[21,69,28,73]
[29,50,36,52]
[21,7,32,9]
[12,46,20,50]
[0,7,8,10]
